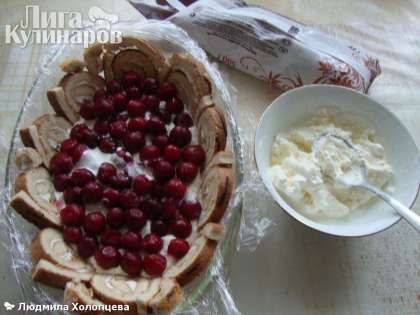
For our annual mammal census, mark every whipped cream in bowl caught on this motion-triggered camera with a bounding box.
[268,109,394,219]
[255,85,420,237]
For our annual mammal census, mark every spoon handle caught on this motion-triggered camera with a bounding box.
[363,183,420,232]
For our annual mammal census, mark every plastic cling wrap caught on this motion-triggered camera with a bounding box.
[130,0,381,93]
[1,21,245,315]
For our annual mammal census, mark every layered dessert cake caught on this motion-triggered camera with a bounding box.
[10,35,235,314]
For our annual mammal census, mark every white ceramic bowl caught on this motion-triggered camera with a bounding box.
[255,85,420,237]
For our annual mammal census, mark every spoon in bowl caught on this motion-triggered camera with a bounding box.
[315,133,420,232]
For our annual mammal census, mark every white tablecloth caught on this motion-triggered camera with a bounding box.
[0,1,418,314]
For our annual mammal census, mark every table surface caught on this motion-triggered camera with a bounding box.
[0,1,419,314]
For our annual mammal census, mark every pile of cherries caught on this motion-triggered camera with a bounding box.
[49,71,206,277]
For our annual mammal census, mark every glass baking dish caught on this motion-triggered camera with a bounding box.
[2,21,243,314]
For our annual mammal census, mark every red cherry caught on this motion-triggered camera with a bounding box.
[163,144,182,164]
[141,198,163,218]
[50,152,74,174]
[80,128,99,148]
[82,181,103,203]
[143,254,166,276]
[183,145,206,166]
[116,148,133,163]
[80,99,96,120]
[123,132,145,153]
[142,233,163,253]
[145,115,166,135]
[70,123,88,141]
[169,126,191,147]
[176,162,198,182]
[94,120,110,135]
[152,183,165,199]
[100,229,121,247]
[144,94,160,113]
[107,80,122,94]
[95,246,120,269]
[132,175,154,195]
[151,220,168,236]
[158,82,177,100]
[112,91,128,112]
[164,178,186,199]
[99,137,116,153]
[115,111,129,122]
[168,238,189,258]
[83,211,106,234]
[128,117,146,132]
[102,188,120,208]
[121,231,142,250]
[110,172,131,189]
[174,210,185,220]
[60,204,85,226]
[60,138,78,154]
[94,97,114,119]
[174,113,193,128]
[115,147,127,160]
[171,218,192,238]
[109,120,127,139]
[157,109,172,124]
[119,189,140,209]
[127,99,146,117]
[127,86,141,99]
[140,145,161,161]
[106,207,125,228]
[165,97,184,114]
[81,129,98,147]
[152,160,174,182]
[77,235,98,258]
[152,135,169,150]
[121,251,142,276]
[161,198,178,219]
[94,89,106,107]
[179,200,202,220]
[53,173,71,192]
[71,168,95,186]
[63,226,83,244]
[125,208,148,230]
[142,77,158,93]
[72,144,88,162]
[63,186,83,204]
[73,126,94,146]
[122,71,140,88]
[97,163,117,184]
